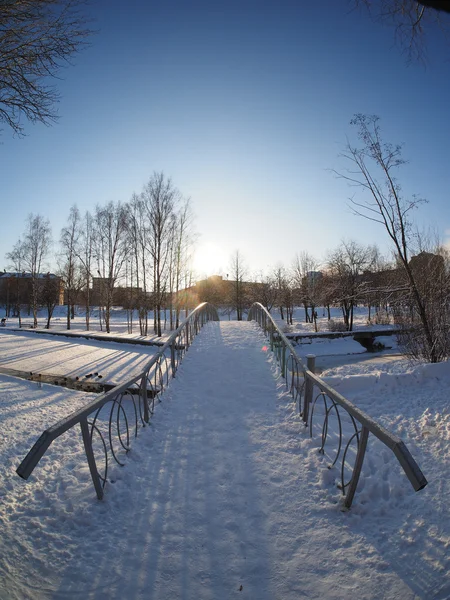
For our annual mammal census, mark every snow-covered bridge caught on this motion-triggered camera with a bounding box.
[2,306,447,599]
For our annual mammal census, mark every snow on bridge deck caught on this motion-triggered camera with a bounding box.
[0,321,433,599]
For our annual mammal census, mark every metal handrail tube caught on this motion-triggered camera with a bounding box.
[248,302,427,506]
[17,303,219,493]
[16,371,142,480]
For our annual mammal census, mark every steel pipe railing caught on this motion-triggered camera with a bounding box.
[248,302,427,509]
[17,302,219,499]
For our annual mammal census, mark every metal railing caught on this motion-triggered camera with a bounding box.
[248,302,427,509]
[17,302,219,499]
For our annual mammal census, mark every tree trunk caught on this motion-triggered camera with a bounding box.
[66,290,71,330]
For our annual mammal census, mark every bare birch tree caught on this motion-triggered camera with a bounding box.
[60,205,81,329]
[327,240,374,331]
[229,250,247,321]
[128,193,150,335]
[128,179,193,336]
[172,199,195,328]
[273,265,294,324]
[142,173,179,337]
[41,273,60,329]
[252,272,278,313]
[292,252,321,328]
[77,210,95,330]
[94,202,128,334]
[5,239,26,326]
[20,214,52,327]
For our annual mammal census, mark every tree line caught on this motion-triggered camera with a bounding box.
[3,115,449,363]
[207,240,449,345]
[222,113,450,364]
[4,172,195,336]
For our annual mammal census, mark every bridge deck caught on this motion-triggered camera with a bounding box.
[76,320,412,599]
[1,320,419,599]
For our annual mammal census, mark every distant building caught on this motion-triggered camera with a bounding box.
[0,272,64,315]
[92,276,112,297]
[90,277,144,307]
[409,251,445,278]
[306,271,323,283]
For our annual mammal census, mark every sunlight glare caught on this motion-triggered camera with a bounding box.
[193,242,228,278]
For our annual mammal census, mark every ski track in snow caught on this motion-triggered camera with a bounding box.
[0,321,449,599]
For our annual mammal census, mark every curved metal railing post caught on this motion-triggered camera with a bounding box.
[142,373,149,423]
[343,426,369,509]
[170,340,176,377]
[248,301,427,509]
[302,354,316,425]
[80,418,104,500]
[303,355,315,425]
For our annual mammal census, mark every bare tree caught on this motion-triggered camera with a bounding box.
[128,193,150,335]
[172,199,195,329]
[393,242,450,360]
[334,114,443,360]
[94,202,128,334]
[60,205,81,329]
[292,252,322,328]
[351,0,450,61]
[5,239,26,326]
[0,0,91,136]
[166,213,177,331]
[142,173,179,337]
[18,214,52,327]
[41,273,60,329]
[229,250,247,321]
[361,245,394,322]
[319,272,336,321]
[77,210,95,330]
[327,240,375,331]
[273,265,294,324]
[252,272,278,313]
[127,178,193,336]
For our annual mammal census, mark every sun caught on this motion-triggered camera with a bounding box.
[192,243,228,278]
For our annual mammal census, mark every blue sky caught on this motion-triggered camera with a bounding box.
[2,0,450,277]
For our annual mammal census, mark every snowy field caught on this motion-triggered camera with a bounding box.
[0,319,449,598]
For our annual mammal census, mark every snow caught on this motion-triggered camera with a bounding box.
[1,305,173,343]
[276,305,397,335]
[294,335,367,357]
[0,320,450,598]
[0,329,158,385]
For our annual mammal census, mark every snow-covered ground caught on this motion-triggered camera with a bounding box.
[293,331,401,373]
[0,306,174,343]
[275,305,397,335]
[0,320,449,598]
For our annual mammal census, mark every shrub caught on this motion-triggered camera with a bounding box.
[372,310,391,325]
[328,319,347,332]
